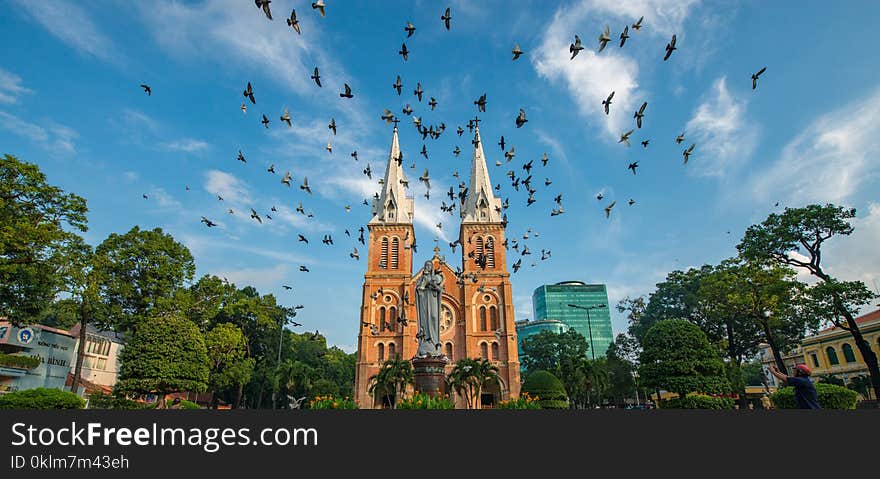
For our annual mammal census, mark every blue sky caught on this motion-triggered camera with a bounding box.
[2,0,879,352]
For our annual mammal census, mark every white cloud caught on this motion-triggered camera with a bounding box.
[162,138,210,153]
[823,202,880,295]
[216,264,290,292]
[0,69,32,104]
[683,76,757,177]
[204,170,253,205]
[750,88,880,205]
[148,187,181,210]
[11,0,121,64]
[532,0,700,139]
[0,111,77,154]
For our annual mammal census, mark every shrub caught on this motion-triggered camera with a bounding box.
[522,370,569,409]
[87,393,153,410]
[496,392,542,409]
[0,388,85,409]
[309,395,358,409]
[396,393,455,409]
[178,400,200,410]
[662,394,735,409]
[0,353,41,370]
[771,383,858,409]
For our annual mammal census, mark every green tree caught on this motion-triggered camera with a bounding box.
[737,204,880,401]
[639,320,729,397]
[445,358,501,409]
[115,314,209,408]
[0,154,88,321]
[94,226,195,333]
[205,323,254,408]
[520,329,590,373]
[368,358,414,409]
[521,370,569,409]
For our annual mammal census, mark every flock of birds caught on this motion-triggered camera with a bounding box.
[132,4,770,339]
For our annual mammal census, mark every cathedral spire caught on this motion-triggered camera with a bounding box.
[371,126,413,224]
[461,122,502,223]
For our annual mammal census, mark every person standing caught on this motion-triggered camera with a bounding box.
[768,364,821,409]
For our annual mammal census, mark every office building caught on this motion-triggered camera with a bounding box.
[532,281,613,359]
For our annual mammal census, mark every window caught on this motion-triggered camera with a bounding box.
[490,307,498,331]
[391,238,399,269]
[379,237,389,268]
[842,343,857,363]
[485,237,495,268]
[475,236,484,260]
[85,336,110,356]
[389,307,397,332]
[810,353,819,368]
[379,307,387,332]
[377,343,385,362]
[445,342,453,360]
[480,342,488,360]
[388,342,396,359]
[479,307,487,332]
[491,342,499,360]
[826,347,839,366]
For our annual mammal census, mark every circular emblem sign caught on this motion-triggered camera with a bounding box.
[18,327,35,345]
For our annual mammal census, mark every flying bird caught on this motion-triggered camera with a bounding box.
[326,142,332,153]
[675,132,685,144]
[240,103,247,114]
[602,91,615,115]
[283,285,292,290]
[641,139,650,148]
[286,9,301,34]
[752,67,767,90]
[405,21,416,37]
[237,150,247,163]
[281,171,292,187]
[512,43,524,60]
[474,93,487,112]
[300,177,312,194]
[619,25,629,47]
[634,101,647,128]
[498,136,505,151]
[381,109,395,123]
[604,201,617,218]
[298,234,309,244]
[598,24,611,52]
[441,7,451,30]
[619,129,634,146]
[632,16,644,31]
[399,43,410,61]
[682,143,695,164]
[250,208,262,224]
[280,108,292,127]
[328,117,337,135]
[628,198,636,206]
[414,83,423,101]
[255,0,272,20]
[393,75,403,95]
[243,82,255,103]
[515,109,528,128]
[140,84,151,95]
[200,217,217,227]
[339,83,353,98]
[628,161,639,174]
[300,266,310,272]
[664,34,677,61]
[429,97,438,110]
[541,152,549,166]
[570,34,583,60]
[310,67,322,87]
[350,248,359,260]
[261,114,270,128]
[311,0,325,17]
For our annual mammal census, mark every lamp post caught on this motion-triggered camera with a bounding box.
[567,304,606,361]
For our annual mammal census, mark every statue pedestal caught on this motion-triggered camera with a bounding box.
[411,356,449,398]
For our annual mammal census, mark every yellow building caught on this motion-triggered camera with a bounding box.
[801,309,880,399]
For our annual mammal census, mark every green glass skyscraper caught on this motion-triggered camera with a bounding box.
[532,282,613,358]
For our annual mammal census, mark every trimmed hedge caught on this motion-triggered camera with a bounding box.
[771,383,858,409]
[178,400,200,410]
[522,370,569,409]
[0,353,41,369]
[0,388,85,409]
[662,394,735,409]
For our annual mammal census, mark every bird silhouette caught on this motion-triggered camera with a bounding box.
[405,21,416,37]
[515,109,528,128]
[620,25,630,47]
[255,0,272,20]
[339,83,353,98]
[441,7,451,30]
[474,93,487,112]
[140,84,151,95]
[393,76,403,95]
[570,34,583,59]
[752,67,767,90]
[300,177,312,194]
[200,216,217,227]
[243,82,255,103]
[311,0,325,17]
[664,34,677,61]
[399,43,410,61]
[634,101,647,128]
[603,91,615,114]
[598,24,611,52]
[632,16,644,31]
[286,9,301,34]
[512,43,524,60]
[328,117,337,135]
[605,201,617,218]
[310,67,322,87]
[280,108,292,127]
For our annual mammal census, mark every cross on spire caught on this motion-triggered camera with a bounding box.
[391,117,400,128]
[472,116,481,128]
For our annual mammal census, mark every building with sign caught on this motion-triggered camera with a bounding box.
[67,324,125,395]
[0,321,77,394]
[532,282,614,358]
[353,124,521,408]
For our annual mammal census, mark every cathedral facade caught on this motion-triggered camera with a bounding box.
[353,124,521,408]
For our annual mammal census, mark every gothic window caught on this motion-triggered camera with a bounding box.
[485,236,495,268]
[386,200,396,220]
[490,306,498,331]
[379,237,389,269]
[445,342,453,360]
[475,236,484,258]
[388,342,396,359]
[389,307,397,332]
[391,237,399,269]
[377,343,385,362]
[842,343,857,363]
[480,342,488,360]
[479,306,487,332]
[379,307,387,332]
[826,347,839,366]
[491,342,499,361]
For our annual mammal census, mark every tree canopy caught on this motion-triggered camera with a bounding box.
[638,319,729,396]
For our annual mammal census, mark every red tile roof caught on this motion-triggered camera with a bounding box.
[818,308,880,333]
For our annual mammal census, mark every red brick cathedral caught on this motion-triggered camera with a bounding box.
[354,124,521,408]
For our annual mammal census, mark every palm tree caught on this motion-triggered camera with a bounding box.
[446,358,501,409]
[368,359,414,409]
[582,358,611,407]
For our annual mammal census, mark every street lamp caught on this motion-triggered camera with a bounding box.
[567,303,606,361]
